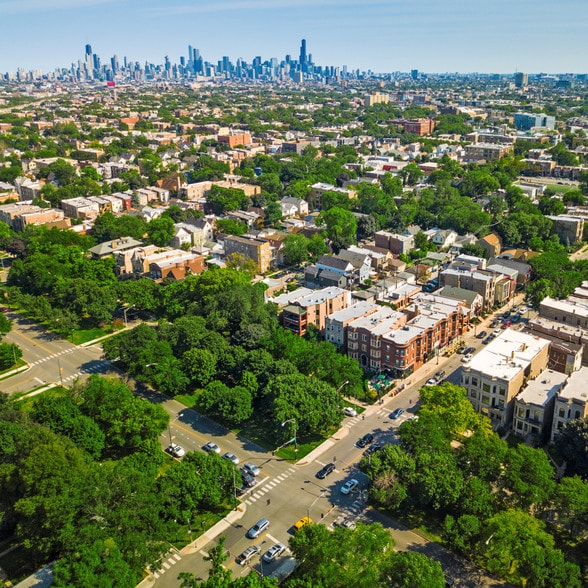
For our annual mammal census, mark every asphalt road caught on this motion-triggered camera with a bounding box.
[1,310,116,393]
[2,306,516,587]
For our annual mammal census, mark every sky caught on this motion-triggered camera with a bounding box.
[0,0,586,75]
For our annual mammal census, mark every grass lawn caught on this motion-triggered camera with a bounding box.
[71,324,125,345]
[545,183,575,193]
[0,358,27,379]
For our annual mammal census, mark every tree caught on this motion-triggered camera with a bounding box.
[199,381,253,425]
[357,215,377,240]
[182,348,217,388]
[551,475,588,538]
[317,206,357,253]
[500,445,555,511]
[147,216,175,246]
[380,551,445,587]
[554,417,588,479]
[484,510,581,588]
[282,233,309,266]
[206,185,249,214]
[0,342,22,370]
[418,382,485,437]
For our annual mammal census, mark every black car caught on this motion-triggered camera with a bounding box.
[356,433,374,448]
[240,469,257,488]
[364,443,382,456]
[463,346,476,355]
[482,336,493,345]
[476,330,487,339]
[316,462,336,479]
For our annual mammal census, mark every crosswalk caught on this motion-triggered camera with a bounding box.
[151,551,182,579]
[345,408,410,427]
[59,361,112,384]
[242,466,297,506]
[29,348,77,366]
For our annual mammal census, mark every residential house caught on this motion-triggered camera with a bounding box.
[273,286,351,336]
[430,229,458,249]
[546,215,585,245]
[89,236,143,259]
[550,366,588,442]
[325,301,380,349]
[223,235,272,273]
[374,230,414,255]
[280,196,309,218]
[0,202,65,231]
[60,197,100,220]
[477,233,502,258]
[461,330,550,428]
[512,369,567,441]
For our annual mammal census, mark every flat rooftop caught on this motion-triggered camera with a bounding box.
[464,329,550,380]
[516,369,567,407]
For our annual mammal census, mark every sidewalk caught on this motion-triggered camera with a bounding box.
[137,506,247,587]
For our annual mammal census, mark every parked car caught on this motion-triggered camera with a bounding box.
[434,370,446,380]
[343,406,358,417]
[461,353,473,363]
[364,443,381,456]
[476,330,487,339]
[482,336,493,345]
[493,328,502,335]
[356,433,374,448]
[316,462,336,479]
[263,543,286,563]
[166,443,185,458]
[511,313,521,323]
[463,346,476,355]
[236,545,261,565]
[426,378,438,386]
[293,516,312,533]
[389,408,404,420]
[240,469,257,488]
[246,518,270,539]
[202,441,220,454]
[490,319,499,328]
[340,478,359,495]
[519,306,528,314]
[222,452,240,465]
[243,462,260,477]
[502,320,512,329]
[456,345,467,354]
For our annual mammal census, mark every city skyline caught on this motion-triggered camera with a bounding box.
[0,0,587,75]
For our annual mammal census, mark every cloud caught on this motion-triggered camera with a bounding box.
[0,0,119,14]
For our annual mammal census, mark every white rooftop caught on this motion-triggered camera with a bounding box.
[327,301,379,323]
[557,366,588,403]
[516,369,567,407]
[465,329,550,380]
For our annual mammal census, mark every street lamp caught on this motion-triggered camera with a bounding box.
[336,380,349,405]
[123,304,135,326]
[281,418,297,453]
[307,489,326,521]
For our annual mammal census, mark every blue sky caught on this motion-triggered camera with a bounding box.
[1,0,586,75]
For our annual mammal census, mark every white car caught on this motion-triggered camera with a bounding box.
[343,406,358,417]
[426,378,437,386]
[203,441,221,454]
[222,452,240,465]
[236,545,261,565]
[243,462,260,477]
[519,306,528,314]
[167,443,185,458]
[340,478,359,495]
[461,353,473,363]
[263,542,286,563]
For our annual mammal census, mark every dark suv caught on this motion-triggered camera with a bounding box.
[356,433,374,448]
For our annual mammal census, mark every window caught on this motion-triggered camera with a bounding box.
[482,383,490,392]
[361,334,367,342]
[470,390,477,399]
[559,408,565,418]
[472,377,478,386]
[481,395,490,406]
[499,387,506,397]
[464,377,469,385]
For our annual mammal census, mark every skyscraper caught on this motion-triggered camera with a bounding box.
[514,72,528,88]
[299,39,307,65]
[85,44,92,56]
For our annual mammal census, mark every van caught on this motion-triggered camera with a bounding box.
[246,518,270,539]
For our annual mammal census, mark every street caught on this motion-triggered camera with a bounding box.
[1,311,115,394]
[1,306,516,588]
